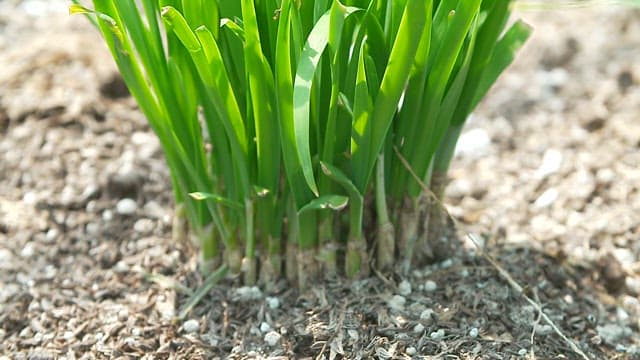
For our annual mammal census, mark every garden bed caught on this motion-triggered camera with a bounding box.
[1,1,639,358]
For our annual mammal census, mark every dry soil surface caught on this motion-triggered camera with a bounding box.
[1,1,639,359]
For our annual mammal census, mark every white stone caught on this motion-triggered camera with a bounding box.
[535,149,563,179]
[133,218,154,233]
[116,199,138,215]
[518,348,528,356]
[626,277,640,295]
[469,327,479,338]
[266,296,280,309]
[143,201,166,219]
[264,331,281,347]
[430,329,445,340]
[20,242,35,258]
[413,323,425,333]
[440,259,454,268]
[118,309,129,322]
[535,324,553,336]
[455,128,492,158]
[0,249,14,265]
[183,319,200,334]
[113,261,129,273]
[424,280,437,292]
[388,295,406,311]
[85,222,100,235]
[534,188,559,208]
[23,192,38,205]
[612,248,635,267]
[102,210,113,222]
[596,168,615,184]
[406,346,417,356]
[260,322,272,333]
[398,280,412,296]
[45,228,59,243]
[420,309,434,321]
[234,286,263,301]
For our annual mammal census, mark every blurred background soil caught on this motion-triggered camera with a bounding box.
[0,1,639,358]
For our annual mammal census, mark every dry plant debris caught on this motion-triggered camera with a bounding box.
[1,1,639,359]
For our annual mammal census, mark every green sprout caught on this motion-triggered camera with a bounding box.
[71,0,530,288]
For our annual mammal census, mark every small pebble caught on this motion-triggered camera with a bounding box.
[0,249,14,265]
[81,184,100,201]
[260,322,272,333]
[388,295,406,311]
[626,345,640,355]
[45,228,59,243]
[469,327,479,338]
[534,188,559,208]
[535,148,563,179]
[420,309,435,321]
[113,261,129,273]
[20,242,35,258]
[406,346,417,356]
[616,307,629,321]
[63,331,74,341]
[102,210,113,222]
[518,348,528,356]
[264,331,281,347]
[597,324,632,344]
[182,319,199,334]
[455,128,491,158]
[398,280,412,296]
[430,329,445,340]
[118,309,129,322]
[116,198,137,215]
[143,201,166,219]
[234,286,263,301]
[424,280,437,292]
[23,192,37,205]
[133,218,154,233]
[440,259,454,268]
[413,323,425,333]
[155,297,176,321]
[266,296,280,309]
[85,222,100,235]
[535,324,553,336]
[86,200,98,213]
[626,277,640,295]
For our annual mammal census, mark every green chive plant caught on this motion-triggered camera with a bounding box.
[71,0,530,288]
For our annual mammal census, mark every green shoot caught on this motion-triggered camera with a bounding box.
[72,0,531,288]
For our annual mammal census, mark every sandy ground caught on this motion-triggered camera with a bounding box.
[1,1,639,359]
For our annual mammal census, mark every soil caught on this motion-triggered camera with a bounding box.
[1,1,639,359]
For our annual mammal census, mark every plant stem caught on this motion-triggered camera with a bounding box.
[346,194,367,277]
[243,198,256,284]
[375,154,395,272]
[317,212,337,277]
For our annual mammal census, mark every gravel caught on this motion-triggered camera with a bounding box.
[183,319,200,334]
[264,331,281,347]
[115,198,138,215]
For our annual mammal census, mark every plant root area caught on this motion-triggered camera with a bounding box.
[1,1,639,359]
